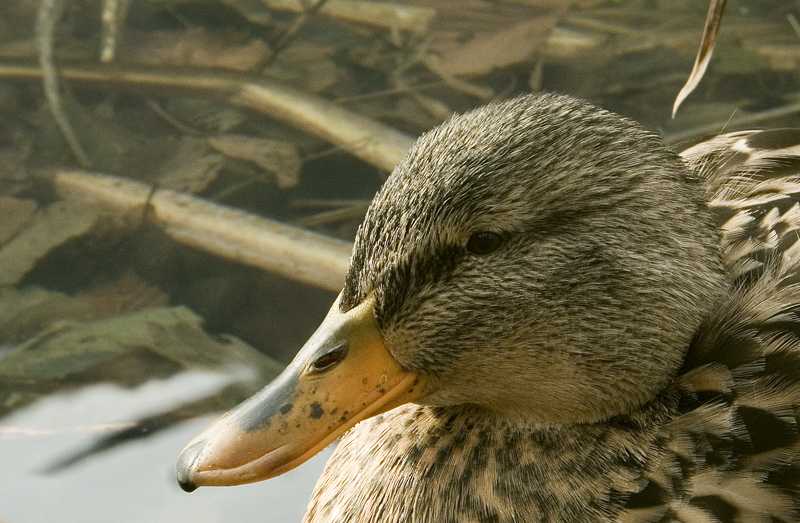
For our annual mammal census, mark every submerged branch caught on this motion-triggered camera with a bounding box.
[0,60,415,172]
[47,169,353,292]
[36,0,90,166]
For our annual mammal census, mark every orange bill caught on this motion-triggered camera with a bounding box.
[176,293,427,491]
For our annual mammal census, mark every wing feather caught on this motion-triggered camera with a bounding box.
[621,130,800,522]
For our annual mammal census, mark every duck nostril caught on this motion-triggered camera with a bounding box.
[311,344,348,372]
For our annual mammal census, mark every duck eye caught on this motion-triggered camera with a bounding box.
[466,231,503,255]
[311,345,347,372]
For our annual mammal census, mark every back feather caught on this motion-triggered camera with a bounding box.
[622,130,800,522]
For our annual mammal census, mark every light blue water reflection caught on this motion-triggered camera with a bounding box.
[0,371,331,523]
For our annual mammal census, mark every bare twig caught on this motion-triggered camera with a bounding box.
[420,54,495,100]
[672,0,729,117]
[234,82,413,171]
[665,100,800,145]
[36,0,91,166]
[100,0,132,63]
[293,202,370,228]
[788,13,800,40]
[146,100,203,136]
[261,0,435,33]
[48,169,353,291]
[0,60,415,172]
[292,198,371,208]
[255,0,330,70]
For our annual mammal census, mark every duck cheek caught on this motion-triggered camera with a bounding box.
[176,292,429,490]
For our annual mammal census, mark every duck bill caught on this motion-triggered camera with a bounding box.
[176,293,427,491]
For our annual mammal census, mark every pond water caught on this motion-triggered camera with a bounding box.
[0,0,798,522]
[1,371,332,522]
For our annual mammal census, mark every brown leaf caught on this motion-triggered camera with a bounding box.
[221,0,273,26]
[415,1,571,77]
[0,196,37,245]
[269,43,340,93]
[207,135,301,189]
[158,137,224,194]
[121,28,269,71]
[0,201,98,286]
[0,306,278,385]
[0,140,31,183]
[75,271,170,319]
[437,16,562,76]
[0,287,92,343]
[673,0,729,117]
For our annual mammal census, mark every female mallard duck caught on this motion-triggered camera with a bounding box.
[177,93,800,522]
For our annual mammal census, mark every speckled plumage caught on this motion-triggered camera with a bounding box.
[304,95,800,523]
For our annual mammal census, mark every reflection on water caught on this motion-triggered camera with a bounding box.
[0,372,331,523]
[0,0,798,521]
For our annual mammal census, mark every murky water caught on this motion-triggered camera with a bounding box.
[1,373,332,522]
[0,0,798,522]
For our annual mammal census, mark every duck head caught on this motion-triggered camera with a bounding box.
[176,93,728,490]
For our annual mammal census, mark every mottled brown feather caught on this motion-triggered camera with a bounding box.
[306,96,800,523]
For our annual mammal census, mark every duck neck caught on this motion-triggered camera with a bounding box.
[304,395,678,523]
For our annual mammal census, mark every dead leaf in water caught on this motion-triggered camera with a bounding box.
[418,1,571,77]
[158,137,224,193]
[0,286,92,343]
[75,271,170,318]
[268,43,340,93]
[122,28,269,71]
[436,16,562,76]
[0,201,98,286]
[0,306,279,384]
[0,196,37,245]
[207,135,301,188]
